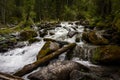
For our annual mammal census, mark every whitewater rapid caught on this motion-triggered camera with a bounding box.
[0,22,96,75]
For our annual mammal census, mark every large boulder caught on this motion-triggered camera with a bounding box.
[28,61,89,80]
[82,31,109,45]
[19,30,37,41]
[37,41,60,60]
[91,45,120,64]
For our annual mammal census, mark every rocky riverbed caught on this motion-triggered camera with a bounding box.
[0,21,120,80]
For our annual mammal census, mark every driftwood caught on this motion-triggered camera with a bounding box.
[14,43,76,77]
[0,72,23,80]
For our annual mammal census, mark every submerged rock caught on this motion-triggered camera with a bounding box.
[91,45,120,64]
[28,61,89,80]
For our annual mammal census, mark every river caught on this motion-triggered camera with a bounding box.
[0,21,98,79]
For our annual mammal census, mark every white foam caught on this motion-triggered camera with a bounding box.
[72,57,98,67]
[0,41,45,73]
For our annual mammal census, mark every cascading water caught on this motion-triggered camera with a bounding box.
[0,41,45,74]
[0,21,98,79]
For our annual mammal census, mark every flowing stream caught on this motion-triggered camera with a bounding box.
[0,21,98,79]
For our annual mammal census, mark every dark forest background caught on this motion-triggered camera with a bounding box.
[0,0,120,32]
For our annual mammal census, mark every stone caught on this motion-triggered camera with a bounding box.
[91,45,120,64]
[82,31,109,45]
[19,30,37,41]
[67,31,77,38]
[28,61,89,80]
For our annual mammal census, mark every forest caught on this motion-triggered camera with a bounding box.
[0,0,120,30]
[0,0,120,80]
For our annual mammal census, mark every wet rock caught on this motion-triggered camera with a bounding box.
[91,45,120,64]
[67,31,78,38]
[68,22,73,25]
[82,31,109,45]
[75,34,81,42]
[55,24,61,27]
[66,45,94,61]
[37,41,60,60]
[49,30,55,35]
[19,30,37,41]
[39,29,48,37]
[28,61,89,80]
[75,21,82,25]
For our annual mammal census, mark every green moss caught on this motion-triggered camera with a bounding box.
[92,45,120,64]
[19,30,37,41]
[0,21,32,35]
[37,41,52,60]
[92,48,101,63]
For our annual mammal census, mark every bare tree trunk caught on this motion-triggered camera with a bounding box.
[14,43,76,77]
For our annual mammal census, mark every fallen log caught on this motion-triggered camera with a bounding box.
[0,72,23,80]
[14,43,76,77]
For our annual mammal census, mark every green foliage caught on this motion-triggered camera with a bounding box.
[63,6,77,21]
[0,0,120,33]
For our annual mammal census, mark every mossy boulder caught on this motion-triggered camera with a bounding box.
[91,45,120,64]
[19,30,37,41]
[82,31,109,45]
[37,41,60,60]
